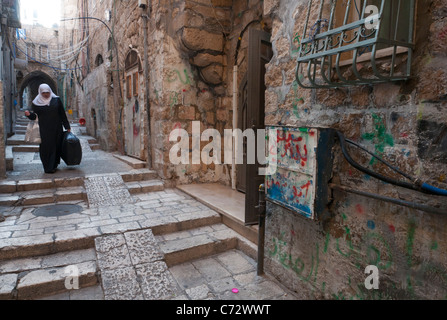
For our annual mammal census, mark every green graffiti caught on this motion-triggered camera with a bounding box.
[431,241,439,250]
[168,91,181,107]
[291,80,304,118]
[167,69,194,85]
[336,226,353,258]
[405,221,416,296]
[362,113,395,165]
[292,33,308,55]
[365,232,393,270]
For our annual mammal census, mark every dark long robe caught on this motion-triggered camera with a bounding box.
[26,97,71,173]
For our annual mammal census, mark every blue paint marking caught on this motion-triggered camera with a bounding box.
[367,220,375,230]
[267,183,312,218]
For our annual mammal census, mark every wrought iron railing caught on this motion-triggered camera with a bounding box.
[296,0,415,88]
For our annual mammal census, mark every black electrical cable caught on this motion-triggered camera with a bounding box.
[345,138,415,182]
[335,130,422,192]
[330,184,447,215]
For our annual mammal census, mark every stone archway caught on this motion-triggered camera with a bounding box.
[18,71,57,109]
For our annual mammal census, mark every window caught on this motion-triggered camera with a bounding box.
[95,54,104,67]
[126,75,132,99]
[296,0,415,88]
[132,72,139,97]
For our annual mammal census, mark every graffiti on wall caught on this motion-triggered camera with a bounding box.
[362,113,394,165]
[268,207,447,300]
[266,127,317,218]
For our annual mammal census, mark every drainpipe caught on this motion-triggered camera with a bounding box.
[257,183,266,276]
[142,7,152,169]
[232,65,238,190]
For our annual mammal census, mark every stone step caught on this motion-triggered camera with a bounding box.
[113,154,146,169]
[0,200,222,262]
[155,223,257,267]
[12,145,40,152]
[7,134,34,146]
[0,177,84,194]
[89,144,100,151]
[0,187,87,206]
[94,223,257,300]
[6,146,13,171]
[0,248,99,300]
[0,170,159,195]
[126,180,164,194]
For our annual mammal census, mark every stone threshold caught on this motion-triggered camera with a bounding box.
[177,183,259,245]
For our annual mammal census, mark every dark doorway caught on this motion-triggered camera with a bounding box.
[237,29,273,225]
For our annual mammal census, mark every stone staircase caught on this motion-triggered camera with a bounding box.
[0,200,257,300]
[0,121,263,300]
[0,169,164,207]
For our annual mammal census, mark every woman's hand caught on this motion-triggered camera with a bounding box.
[24,110,30,117]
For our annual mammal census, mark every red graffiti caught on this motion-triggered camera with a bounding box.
[278,132,308,166]
[293,181,312,198]
[355,204,364,214]
[439,27,447,40]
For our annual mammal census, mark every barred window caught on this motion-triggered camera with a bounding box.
[296,0,415,88]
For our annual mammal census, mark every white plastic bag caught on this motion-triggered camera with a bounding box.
[24,115,41,144]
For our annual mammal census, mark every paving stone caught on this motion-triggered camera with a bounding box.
[208,276,240,294]
[124,229,164,265]
[40,249,97,269]
[135,261,180,300]
[17,261,98,299]
[0,195,20,206]
[192,257,231,282]
[216,250,256,275]
[95,234,132,270]
[101,266,143,300]
[185,284,214,300]
[99,221,141,234]
[69,284,104,300]
[169,262,206,290]
[0,274,18,299]
[236,280,286,300]
[0,181,17,193]
[17,179,54,192]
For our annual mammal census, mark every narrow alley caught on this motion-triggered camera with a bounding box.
[1,0,447,305]
[1,119,297,300]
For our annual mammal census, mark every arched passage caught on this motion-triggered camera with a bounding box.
[18,71,57,109]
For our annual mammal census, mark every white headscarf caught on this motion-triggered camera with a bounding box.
[33,84,58,106]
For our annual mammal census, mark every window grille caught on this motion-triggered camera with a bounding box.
[296,0,415,88]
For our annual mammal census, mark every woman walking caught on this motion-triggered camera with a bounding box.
[25,84,71,174]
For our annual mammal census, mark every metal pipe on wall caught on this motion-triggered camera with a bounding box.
[232,65,238,190]
[142,6,152,169]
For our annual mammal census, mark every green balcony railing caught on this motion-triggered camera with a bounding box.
[296,0,415,88]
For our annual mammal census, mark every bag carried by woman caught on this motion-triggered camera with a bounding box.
[24,114,41,144]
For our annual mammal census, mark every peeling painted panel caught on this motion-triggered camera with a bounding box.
[266,127,320,219]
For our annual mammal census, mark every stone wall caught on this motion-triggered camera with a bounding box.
[0,82,6,179]
[148,0,264,186]
[263,0,447,299]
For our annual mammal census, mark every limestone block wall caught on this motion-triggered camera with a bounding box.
[148,0,264,186]
[0,82,6,179]
[263,0,447,299]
